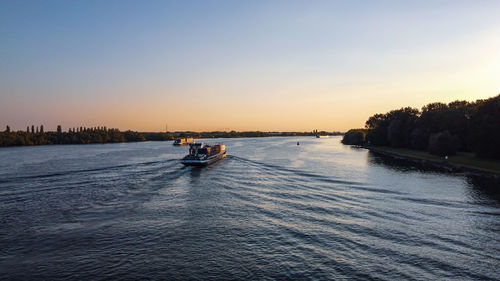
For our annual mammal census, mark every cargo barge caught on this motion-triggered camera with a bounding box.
[181,142,226,166]
[173,137,194,146]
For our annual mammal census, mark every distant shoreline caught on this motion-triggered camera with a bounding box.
[0,129,343,148]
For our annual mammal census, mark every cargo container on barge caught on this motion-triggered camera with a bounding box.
[173,137,194,146]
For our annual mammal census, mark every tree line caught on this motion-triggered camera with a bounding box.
[173,130,341,139]
[0,126,171,146]
[342,94,500,159]
[0,126,342,147]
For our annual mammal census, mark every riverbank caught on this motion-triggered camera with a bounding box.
[363,145,500,178]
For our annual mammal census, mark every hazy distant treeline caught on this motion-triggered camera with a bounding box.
[0,126,341,147]
[342,94,500,159]
[174,130,340,139]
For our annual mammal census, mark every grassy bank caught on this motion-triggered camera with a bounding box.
[364,145,500,175]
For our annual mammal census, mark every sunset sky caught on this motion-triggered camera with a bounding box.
[1,0,499,132]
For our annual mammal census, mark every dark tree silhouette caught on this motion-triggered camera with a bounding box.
[344,94,500,159]
[342,129,367,145]
[469,95,500,158]
[428,131,458,156]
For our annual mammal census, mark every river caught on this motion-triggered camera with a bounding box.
[0,136,498,280]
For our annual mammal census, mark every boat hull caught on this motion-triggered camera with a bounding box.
[181,152,226,166]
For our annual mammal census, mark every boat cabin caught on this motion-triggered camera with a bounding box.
[189,143,207,156]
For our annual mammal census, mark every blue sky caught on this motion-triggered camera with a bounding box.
[1,0,499,131]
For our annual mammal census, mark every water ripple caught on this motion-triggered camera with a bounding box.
[0,138,498,280]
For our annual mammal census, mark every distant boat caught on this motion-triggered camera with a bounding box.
[181,142,226,166]
[173,137,194,146]
[316,135,329,138]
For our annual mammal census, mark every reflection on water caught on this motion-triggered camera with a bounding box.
[0,137,498,280]
[189,166,203,179]
[466,176,500,204]
[368,150,441,173]
[368,151,500,204]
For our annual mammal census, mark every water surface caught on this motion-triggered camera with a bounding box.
[0,137,498,280]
